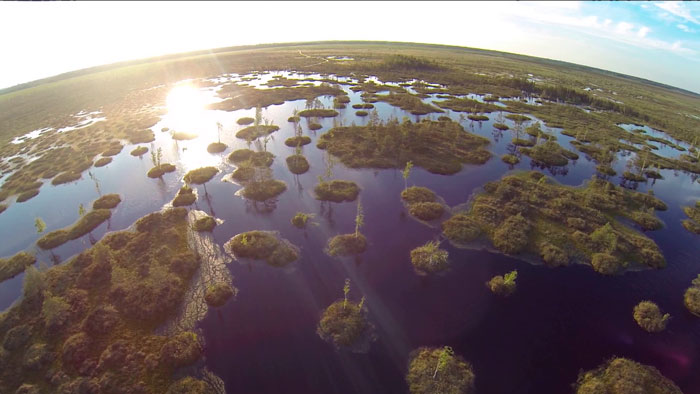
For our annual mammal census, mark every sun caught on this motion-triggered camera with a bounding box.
[166,83,207,116]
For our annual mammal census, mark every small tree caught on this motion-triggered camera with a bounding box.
[216,121,223,144]
[78,203,86,217]
[343,278,351,310]
[402,161,413,190]
[433,346,454,379]
[503,270,518,286]
[358,296,365,310]
[355,199,364,238]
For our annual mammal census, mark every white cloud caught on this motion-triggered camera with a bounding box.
[637,26,650,38]
[677,24,696,33]
[616,21,635,34]
[654,2,700,25]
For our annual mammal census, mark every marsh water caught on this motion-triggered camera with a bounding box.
[1,72,699,393]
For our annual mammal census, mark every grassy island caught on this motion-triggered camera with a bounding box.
[171,131,198,141]
[226,231,299,267]
[401,186,444,221]
[308,122,322,130]
[236,125,280,141]
[147,163,176,178]
[410,240,449,275]
[633,301,670,332]
[94,157,112,167]
[16,189,40,203]
[298,109,339,118]
[406,346,475,394]
[206,142,227,153]
[92,194,121,210]
[183,166,219,185]
[519,140,578,166]
[0,207,206,393]
[228,149,274,167]
[683,274,700,316]
[37,209,112,250]
[284,135,312,147]
[493,123,509,131]
[240,179,287,201]
[52,171,82,185]
[0,251,36,283]
[467,114,489,121]
[486,270,518,296]
[130,146,149,156]
[441,171,667,273]
[286,154,310,174]
[681,201,700,234]
[193,215,217,232]
[574,357,681,394]
[317,299,371,349]
[314,180,360,202]
[204,282,236,307]
[327,233,367,256]
[502,154,520,165]
[355,110,368,117]
[316,119,490,175]
[172,185,197,207]
[237,116,254,125]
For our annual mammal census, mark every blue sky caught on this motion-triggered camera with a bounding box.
[0,1,698,93]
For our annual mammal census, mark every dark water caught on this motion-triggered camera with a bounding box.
[1,72,699,393]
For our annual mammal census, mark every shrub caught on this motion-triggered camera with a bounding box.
[159,332,201,368]
[167,377,208,394]
[539,243,567,267]
[492,214,530,254]
[486,270,517,296]
[493,123,509,130]
[590,253,621,275]
[298,109,339,117]
[236,125,279,140]
[633,301,669,332]
[291,212,313,229]
[37,209,112,250]
[147,163,176,178]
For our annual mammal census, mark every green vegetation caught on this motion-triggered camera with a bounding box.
[0,251,36,283]
[381,54,441,71]
[230,166,255,182]
[441,172,666,272]
[410,240,448,275]
[327,233,367,256]
[94,157,112,167]
[486,270,518,296]
[681,201,700,234]
[314,180,360,202]
[0,207,204,393]
[172,185,197,207]
[92,194,121,209]
[237,116,254,125]
[505,114,531,122]
[52,171,82,185]
[406,346,475,394]
[183,166,219,185]
[204,282,236,307]
[193,216,217,232]
[226,231,299,267]
[206,142,227,153]
[377,92,443,115]
[37,209,112,250]
[401,186,435,204]
[211,83,344,112]
[501,154,520,165]
[284,135,311,147]
[684,274,700,316]
[493,123,509,131]
[298,109,339,118]
[16,189,40,203]
[308,122,322,130]
[317,285,371,349]
[401,186,444,221]
[355,110,368,116]
[236,124,280,140]
[574,357,681,394]
[291,212,314,229]
[317,119,490,175]
[228,149,274,167]
[352,103,375,109]
[435,97,502,114]
[286,154,310,174]
[467,114,489,121]
[633,301,670,333]
[147,163,176,178]
[131,146,149,156]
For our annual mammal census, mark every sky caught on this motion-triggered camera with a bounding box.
[1,1,699,93]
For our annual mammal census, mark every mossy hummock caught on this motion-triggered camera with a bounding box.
[314,180,360,203]
[406,347,476,394]
[317,300,371,349]
[226,231,299,267]
[574,357,681,394]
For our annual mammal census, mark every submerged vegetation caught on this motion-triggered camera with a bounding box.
[317,119,490,174]
[574,357,681,394]
[406,346,475,394]
[441,172,666,273]
[633,301,670,333]
[226,231,299,267]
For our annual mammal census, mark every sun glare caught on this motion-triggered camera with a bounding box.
[166,84,206,116]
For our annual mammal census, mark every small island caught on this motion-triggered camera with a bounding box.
[633,300,670,333]
[406,346,476,394]
[314,180,359,202]
[317,280,373,351]
[681,201,700,234]
[226,231,299,267]
[0,251,36,283]
[204,282,236,307]
[684,274,700,316]
[574,357,681,394]
[172,185,197,207]
[410,240,448,275]
[401,186,444,221]
[486,270,518,296]
[193,215,217,232]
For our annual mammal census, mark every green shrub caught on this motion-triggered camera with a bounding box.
[172,185,196,207]
[633,301,669,333]
[501,154,519,165]
[286,155,310,174]
[486,270,517,296]
[492,214,530,254]
[284,136,311,147]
